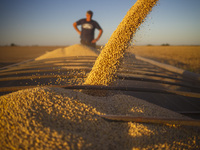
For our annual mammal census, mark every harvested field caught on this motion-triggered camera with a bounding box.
[0,46,66,68]
[1,46,199,75]
[129,46,200,74]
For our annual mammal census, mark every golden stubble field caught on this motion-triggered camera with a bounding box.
[128,46,200,74]
[0,46,66,68]
[0,45,199,74]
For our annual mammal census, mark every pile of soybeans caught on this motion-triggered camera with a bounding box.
[35,44,98,60]
[1,87,200,149]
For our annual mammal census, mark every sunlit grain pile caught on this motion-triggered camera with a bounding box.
[35,44,98,60]
[1,87,199,149]
[84,0,158,86]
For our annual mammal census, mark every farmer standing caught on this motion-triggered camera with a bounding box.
[73,10,103,48]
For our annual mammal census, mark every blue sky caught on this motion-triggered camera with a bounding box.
[0,0,200,46]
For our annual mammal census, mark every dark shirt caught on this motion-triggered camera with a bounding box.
[76,18,102,42]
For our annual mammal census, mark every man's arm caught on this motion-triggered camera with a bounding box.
[73,22,81,35]
[92,29,103,43]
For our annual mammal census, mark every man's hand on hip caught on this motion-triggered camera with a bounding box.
[91,39,98,43]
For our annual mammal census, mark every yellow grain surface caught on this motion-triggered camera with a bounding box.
[1,87,199,149]
[35,44,98,60]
